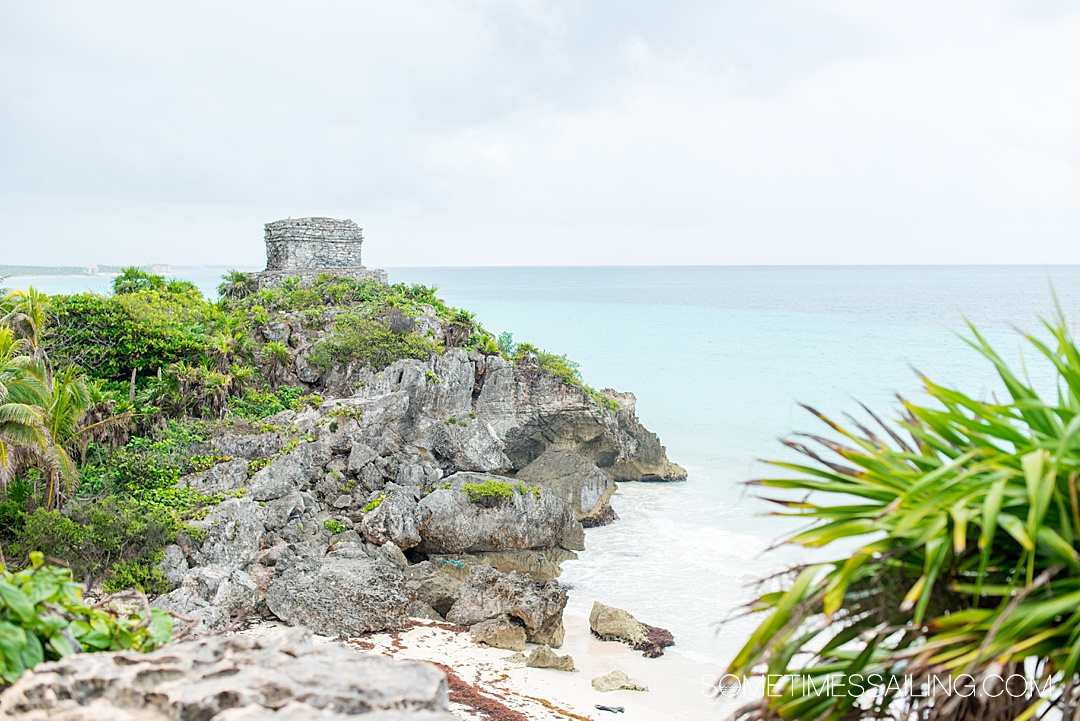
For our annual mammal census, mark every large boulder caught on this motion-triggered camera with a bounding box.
[515,448,618,527]
[211,431,283,460]
[0,628,455,720]
[177,458,249,493]
[446,566,568,648]
[266,544,410,636]
[152,565,257,636]
[360,485,426,550]
[248,440,332,501]
[469,615,526,651]
[189,498,264,570]
[404,561,463,616]
[426,548,577,583]
[417,472,585,553]
[589,601,675,658]
[472,354,686,482]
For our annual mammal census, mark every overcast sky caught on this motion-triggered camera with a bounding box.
[1,1,1077,267]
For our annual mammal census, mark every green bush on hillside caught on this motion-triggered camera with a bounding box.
[309,313,440,371]
[0,553,173,686]
[728,316,1080,721]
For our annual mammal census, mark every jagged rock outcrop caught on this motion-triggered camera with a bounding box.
[190,498,264,569]
[405,561,463,617]
[589,601,675,658]
[526,645,575,672]
[446,565,568,648]
[417,472,584,554]
[0,628,454,720]
[515,448,618,527]
[153,330,682,642]
[426,547,577,582]
[469,615,526,651]
[360,484,426,550]
[317,348,685,482]
[152,565,257,635]
[592,669,649,693]
[266,544,410,636]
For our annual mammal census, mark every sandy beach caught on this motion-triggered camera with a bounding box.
[244,594,741,720]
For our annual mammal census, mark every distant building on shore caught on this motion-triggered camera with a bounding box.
[254,217,387,288]
[149,264,171,275]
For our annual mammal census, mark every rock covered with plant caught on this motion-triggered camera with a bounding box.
[0,269,685,690]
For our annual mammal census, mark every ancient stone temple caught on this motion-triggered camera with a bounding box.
[254,217,388,288]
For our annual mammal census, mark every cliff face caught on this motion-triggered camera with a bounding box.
[321,348,687,483]
[148,300,684,646]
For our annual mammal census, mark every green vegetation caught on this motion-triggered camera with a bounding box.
[729,316,1080,721]
[323,518,347,535]
[461,478,540,506]
[0,270,608,585]
[0,553,172,685]
[309,313,439,371]
[362,493,386,513]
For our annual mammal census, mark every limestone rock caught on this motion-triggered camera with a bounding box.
[591,669,648,693]
[248,441,332,501]
[190,498,264,570]
[0,628,455,719]
[469,615,526,651]
[160,544,189,589]
[525,645,575,672]
[515,449,618,527]
[258,490,306,531]
[360,486,426,550]
[266,545,409,635]
[404,561,463,617]
[426,548,578,583]
[445,566,567,648]
[177,458,249,493]
[417,472,585,554]
[408,600,446,622]
[152,565,257,636]
[589,601,675,658]
[347,441,379,474]
[211,431,283,460]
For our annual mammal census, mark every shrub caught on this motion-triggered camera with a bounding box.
[0,553,173,685]
[461,479,538,506]
[309,314,439,371]
[323,518,347,535]
[728,317,1080,721]
[102,557,170,595]
[14,498,176,591]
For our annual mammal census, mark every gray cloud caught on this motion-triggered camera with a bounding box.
[1,0,1077,266]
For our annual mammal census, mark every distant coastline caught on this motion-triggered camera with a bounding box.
[0,264,251,279]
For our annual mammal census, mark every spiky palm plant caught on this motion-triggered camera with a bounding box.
[218,270,255,301]
[728,316,1080,721]
[0,328,46,497]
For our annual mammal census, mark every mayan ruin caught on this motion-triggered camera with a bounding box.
[255,217,388,288]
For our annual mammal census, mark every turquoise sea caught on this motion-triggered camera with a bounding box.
[13,265,1080,675]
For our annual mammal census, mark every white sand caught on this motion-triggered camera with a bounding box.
[244,601,745,720]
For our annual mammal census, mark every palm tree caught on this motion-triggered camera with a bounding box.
[261,341,291,390]
[0,327,47,498]
[112,266,165,295]
[2,287,50,368]
[218,270,255,301]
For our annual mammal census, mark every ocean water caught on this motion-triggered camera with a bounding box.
[15,265,1080,681]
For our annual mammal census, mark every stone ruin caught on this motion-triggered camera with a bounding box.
[254,217,388,288]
